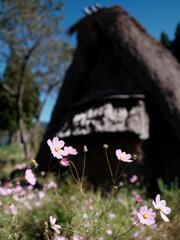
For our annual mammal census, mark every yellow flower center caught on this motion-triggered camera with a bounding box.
[120,155,125,161]
[31,159,36,165]
[143,213,149,219]
[54,146,60,152]
[31,159,38,168]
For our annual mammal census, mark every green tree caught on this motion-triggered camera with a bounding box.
[0,0,73,158]
[161,23,180,63]
[0,51,40,136]
[160,32,171,50]
[173,23,180,62]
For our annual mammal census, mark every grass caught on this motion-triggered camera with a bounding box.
[0,144,25,178]
[0,144,180,239]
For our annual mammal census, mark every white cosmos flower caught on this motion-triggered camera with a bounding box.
[116,149,133,162]
[152,194,171,222]
[49,216,56,225]
[47,137,67,159]
[49,216,61,234]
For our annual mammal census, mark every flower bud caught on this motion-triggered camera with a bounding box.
[103,144,109,149]
[83,145,88,152]
[132,154,137,161]
[135,195,143,204]
[31,159,39,168]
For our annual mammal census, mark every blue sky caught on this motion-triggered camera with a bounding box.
[40,0,180,122]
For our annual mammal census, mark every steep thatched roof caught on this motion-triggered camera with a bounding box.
[37,5,180,175]
[67,5,180,138]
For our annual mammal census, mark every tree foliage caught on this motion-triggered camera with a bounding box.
[161,23,180,62]
[0,52,40,134]
[0,0,73,157]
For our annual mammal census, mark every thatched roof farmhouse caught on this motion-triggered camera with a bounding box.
[37,6,180,190]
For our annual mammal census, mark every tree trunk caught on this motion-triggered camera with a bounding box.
[16,56,31,159]
[15,45,38,159]
[29,123,41,153]
[10,131,21,145]
[18,118,31,159]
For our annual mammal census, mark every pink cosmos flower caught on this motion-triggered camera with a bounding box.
[35,201,42,207]
[47,137,67,159]
[60,158,70,167]
[0,187,8,196]
[130,175,138,183]
[137,206,156,225]
[64,146,78,155]
[54,237,67,240]
[39,191,45,199]
[152,194,171,222]
[46,181,57,189]
[15,163,27,170]
[116,149,133,162]
[41,171,46,176]
[71,234,84,240]
[25,169,36,186]
[106,229,113,235]
[5,203,17,215]
[23,201,32,210]
[135,195,143,204]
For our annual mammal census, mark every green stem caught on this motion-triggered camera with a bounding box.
[104,148,115,185]
[115,163,129,185]
[57,165,61,180]
[114,161,120,182]
[70,160,81,183]
[69,164,80,185]
[113,222,138,239]
[54,190,73,217]
[35,167,41,177]
[81,151,86,185]
[59,227,86,238]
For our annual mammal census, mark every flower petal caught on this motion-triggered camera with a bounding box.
[50,216,56,225]
[160,200,166,207]
[58,149,67,156]
[137,213,144,222]
[162,206,171,214]
[64,146,78,155]
[60,158,70,167]
[58,140,65,148]
[125,159,133,162]
[47,139,53,149]
[152,200,158,209]
[52,151,63,159]
[122,152,126,157]
[116,149,122,158]
[160,211,169,222]
[52,137,59,146]
[126,154,132,159]
[155,194,161,205]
